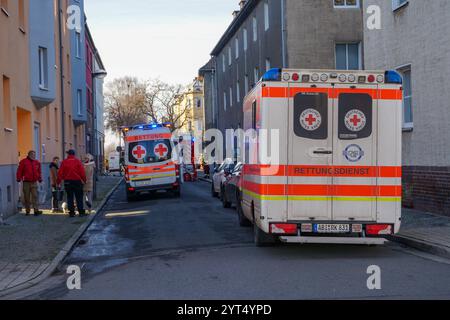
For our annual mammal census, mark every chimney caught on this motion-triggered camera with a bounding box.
[239,0,247,10]
[232,10,240,19]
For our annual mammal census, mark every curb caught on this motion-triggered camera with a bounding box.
[387,234,450,260]
[0,178,124,298]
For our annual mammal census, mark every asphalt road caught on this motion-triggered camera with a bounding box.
[24,181,450,300]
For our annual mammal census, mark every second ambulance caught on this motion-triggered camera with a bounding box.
[240,68,403,246]
[123,124,180,201]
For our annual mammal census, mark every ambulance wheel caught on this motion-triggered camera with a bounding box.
[126,193,136,202]
[222,188,231,208]
[211,183,218,198]
[254,224,277,247]
[237,197,251,227]
[173,188,181,198]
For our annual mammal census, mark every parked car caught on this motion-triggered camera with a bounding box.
[222,163,243,209]
[211,158,235,198]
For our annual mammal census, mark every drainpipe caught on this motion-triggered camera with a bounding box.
[281,0,287,68]
[58,0,66,157]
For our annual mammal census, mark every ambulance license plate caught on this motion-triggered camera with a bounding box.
[314,224,350,234]
[135,180,152,187]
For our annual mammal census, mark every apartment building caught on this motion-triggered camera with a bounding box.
[207,0,363,137]
[0,0,104,218]
[364,0,450,215]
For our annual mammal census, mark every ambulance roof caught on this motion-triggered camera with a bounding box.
[122,124,172,137]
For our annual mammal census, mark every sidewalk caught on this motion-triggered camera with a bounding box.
[0,175,122,296]
[388,209,450,259]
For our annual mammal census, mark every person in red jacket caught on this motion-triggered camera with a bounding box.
[57,150,87,217]
[16,150,43,216]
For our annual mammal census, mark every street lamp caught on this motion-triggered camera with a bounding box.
[91,69,107,200]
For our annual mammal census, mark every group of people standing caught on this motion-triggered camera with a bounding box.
[16,149,96,217]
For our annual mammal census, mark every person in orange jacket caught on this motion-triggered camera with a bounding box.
[57,150,87,217]
[16,150,43,216]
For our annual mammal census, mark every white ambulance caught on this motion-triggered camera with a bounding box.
[240,68,403,246]
[123,124,180,201]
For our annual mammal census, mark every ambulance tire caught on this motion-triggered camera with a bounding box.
[126,192,137,202]
[173,187,181,198]
[253,223,277,247]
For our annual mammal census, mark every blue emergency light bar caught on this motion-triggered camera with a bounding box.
[385,70,403,84]
[262,68,282,82]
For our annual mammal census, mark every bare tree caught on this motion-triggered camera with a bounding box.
[105,77,192,133]
[143,80,191,132]
[104,77,148,133]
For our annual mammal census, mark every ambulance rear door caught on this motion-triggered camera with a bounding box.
[287,84,333,221]
[332,84,378,222]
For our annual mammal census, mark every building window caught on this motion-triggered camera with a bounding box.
[252,17,258,42]
[236,82,240,103]
[222,54,226,72]
[335,43,360,70]
[244,75,249,94]
[224,92,227,111]
[77,89,82,115]
[254,67,259,85]
[75,32,81,58]
[18,0,25,30]
[38,47,48,89]
[235,38,239,59]
[265,58,271,71]
[2,76,11,128]
[392,0,408,11]
[243,28,248,51]
[334,0,360,8]
[1,0,8,15]
[264,2,269,31]
[228,46,232,66]
[34,123,41,161]
[229,87,233,107]
[399,66,413,129]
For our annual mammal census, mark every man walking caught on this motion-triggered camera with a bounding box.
[57,150,87,218]
[16,151,43,216]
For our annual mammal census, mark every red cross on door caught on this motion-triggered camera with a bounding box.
[132,145,147,160]
[305,114,317,126]
[350,115,361,127]
[154,143,168,158]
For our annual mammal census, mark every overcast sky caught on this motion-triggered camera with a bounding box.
[85,0,238,86]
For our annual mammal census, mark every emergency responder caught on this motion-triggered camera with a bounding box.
[16,150,43,216]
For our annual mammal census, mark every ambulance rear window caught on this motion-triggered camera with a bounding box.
[293,93,328,140]
[128,139,172,164]
[338,93,373,140]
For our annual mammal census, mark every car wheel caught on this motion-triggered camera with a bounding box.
[211,182,218,198]
[222,188,231,208]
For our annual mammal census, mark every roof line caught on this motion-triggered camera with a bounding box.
[210,0,259,56]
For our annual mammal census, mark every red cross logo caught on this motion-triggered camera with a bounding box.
[154,143,168,158]
[305,114,317,126]
[350,115,361,127]
[132,145,147,160]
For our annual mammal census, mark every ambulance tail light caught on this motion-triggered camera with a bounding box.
[124,167,130,181]
[385,70,403,84]
[368,75,376,83]
[366,224,393,236]
[128,187,135,192]
[262,68,282,82]
[270,223,298,235]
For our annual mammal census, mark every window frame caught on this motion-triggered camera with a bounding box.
[38,47,48,90]
[243,28,248,51]
[77,89,82,115]
[333,0,360,9]
[264,1,269,31]
[397,64,413,130]
[252,17,258,42]
[75,31,82,58]
[392,0,409,11]
[335,42,362,70]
